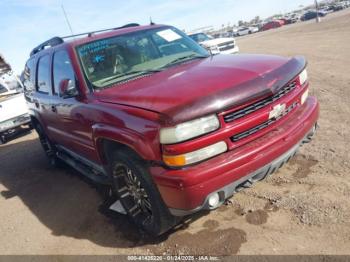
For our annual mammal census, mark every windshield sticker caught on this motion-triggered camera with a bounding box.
[93,55,105,63]
[156,29,182,42]
[79,40,110,57]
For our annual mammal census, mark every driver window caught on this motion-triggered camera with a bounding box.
[36,55,51,94]
[53,50,75,96]
[23,59,35,92]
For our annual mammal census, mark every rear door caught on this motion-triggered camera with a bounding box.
[34,54,54,135]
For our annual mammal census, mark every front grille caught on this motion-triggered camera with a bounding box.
[218,41,234,47]
[224,81,297,123]
[219,44,235,51]
[218,41,235,51]
[231,102,298,142]
[13,114,31,124]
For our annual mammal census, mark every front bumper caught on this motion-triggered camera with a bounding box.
[220,46,239,54]
[150,97,319,215]
[171,125,316,216]
[0,114,31,133]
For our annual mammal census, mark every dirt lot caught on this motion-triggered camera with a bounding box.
[1,9,350,255]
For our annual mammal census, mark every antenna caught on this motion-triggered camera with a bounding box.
[61,4,74,35]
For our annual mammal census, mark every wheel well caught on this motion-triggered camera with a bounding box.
[30,116,43,135]
[30,116,39,127]
[100,138,142,165]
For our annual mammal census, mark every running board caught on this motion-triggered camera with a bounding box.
[56,150,110,185]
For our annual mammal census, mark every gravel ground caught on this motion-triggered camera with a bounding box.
[0,9,350,255]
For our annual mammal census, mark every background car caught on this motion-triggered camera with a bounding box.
[236,26,259,36]
[301,11,327,21]
[0,82,31,144]
[188,32,239,54]
[280,16,298,25]
[261,20,283,31]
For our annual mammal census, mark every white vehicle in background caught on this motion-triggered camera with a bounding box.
[0,81,31,144]
[236,26,259,36]
[188,32,239,54]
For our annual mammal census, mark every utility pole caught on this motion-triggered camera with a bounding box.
[315,0,321,23]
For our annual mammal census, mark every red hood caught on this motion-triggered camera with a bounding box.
[94,54,306,125]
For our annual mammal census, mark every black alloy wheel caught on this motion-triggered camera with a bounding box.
[109,149,177,236]
[112,163,153,226]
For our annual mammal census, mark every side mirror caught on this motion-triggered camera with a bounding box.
[59,78,78,99]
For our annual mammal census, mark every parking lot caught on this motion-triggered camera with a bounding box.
[0,9,349,255]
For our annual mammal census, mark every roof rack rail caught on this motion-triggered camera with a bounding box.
[30,37,64,57]
[29,23,141,57]
[61,23,140,39]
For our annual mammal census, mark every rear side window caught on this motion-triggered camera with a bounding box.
[36,55,51,93]
[23,59,35,91]
[52,50,75,95]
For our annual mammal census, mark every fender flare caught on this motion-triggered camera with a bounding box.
[92,123,158,164]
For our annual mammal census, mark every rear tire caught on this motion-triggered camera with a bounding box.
[109,149,177,236]
[33,123,62,167]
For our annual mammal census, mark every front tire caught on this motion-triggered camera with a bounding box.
[109,149,177,236]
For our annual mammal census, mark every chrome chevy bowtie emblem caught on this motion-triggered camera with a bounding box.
[269,103,286,120]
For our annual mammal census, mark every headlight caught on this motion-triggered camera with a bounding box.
[208,45,220,54]
[299,69,308,86]
[163,141,227,167]
[160,115,220,144]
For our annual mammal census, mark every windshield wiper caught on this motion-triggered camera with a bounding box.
[161,54,209,68]
[98,54,208,86]
[100,68,163,85]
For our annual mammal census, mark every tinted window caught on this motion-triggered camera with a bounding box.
[36,55,51,93]
[77,27,208,89]
[189,33,211,43]
[53,50,75,95]
[23,59,35,91]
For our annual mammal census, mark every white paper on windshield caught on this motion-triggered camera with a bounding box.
[156,29,182,42]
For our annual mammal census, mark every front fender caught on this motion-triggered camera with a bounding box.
[92,123,159,164]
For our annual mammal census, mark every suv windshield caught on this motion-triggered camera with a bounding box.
[77,26,209,89]
[188,33,212,43]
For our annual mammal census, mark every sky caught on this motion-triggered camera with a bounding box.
[0,0,314,74]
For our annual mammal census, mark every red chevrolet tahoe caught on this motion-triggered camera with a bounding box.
[23,23,319,235]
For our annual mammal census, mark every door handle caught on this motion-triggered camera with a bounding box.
[51,105,57,113]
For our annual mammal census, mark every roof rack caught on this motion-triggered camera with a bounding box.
[61,23,140,39]
[30,37,64,57]
[29,23,140,57]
